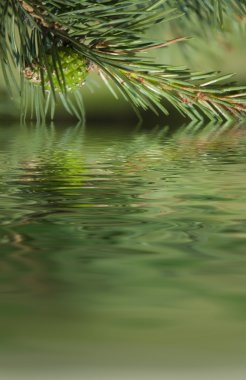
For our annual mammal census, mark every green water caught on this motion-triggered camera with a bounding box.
[0,122,246,377]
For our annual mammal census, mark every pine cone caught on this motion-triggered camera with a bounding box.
[24,47,88,92]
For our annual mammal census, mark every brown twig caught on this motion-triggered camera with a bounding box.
[95,37,188,55]
[18,0,50,27]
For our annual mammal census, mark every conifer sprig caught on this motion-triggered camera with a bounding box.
[0,0,245,121]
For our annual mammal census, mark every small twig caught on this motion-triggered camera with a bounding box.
[18,0,65,31]
[131,37,188,53]
[95,37,188,55]
[18,0,50,27]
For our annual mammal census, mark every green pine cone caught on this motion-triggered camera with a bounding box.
[24,47,88,92]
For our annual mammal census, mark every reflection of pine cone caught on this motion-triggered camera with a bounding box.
[24,47,88,92]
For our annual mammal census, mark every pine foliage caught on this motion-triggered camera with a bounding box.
[0,0,245,121]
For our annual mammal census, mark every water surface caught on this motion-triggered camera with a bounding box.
[0,122,246,377]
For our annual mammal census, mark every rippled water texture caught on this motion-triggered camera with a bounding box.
[0,122,246,378]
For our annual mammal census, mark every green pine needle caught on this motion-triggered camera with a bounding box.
[0,0,245,121]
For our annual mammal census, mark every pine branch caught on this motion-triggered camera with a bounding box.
[0,0,245,121]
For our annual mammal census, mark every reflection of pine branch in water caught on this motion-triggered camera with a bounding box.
[0,120,245,296]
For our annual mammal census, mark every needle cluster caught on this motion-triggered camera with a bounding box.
[0,0,245,121]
